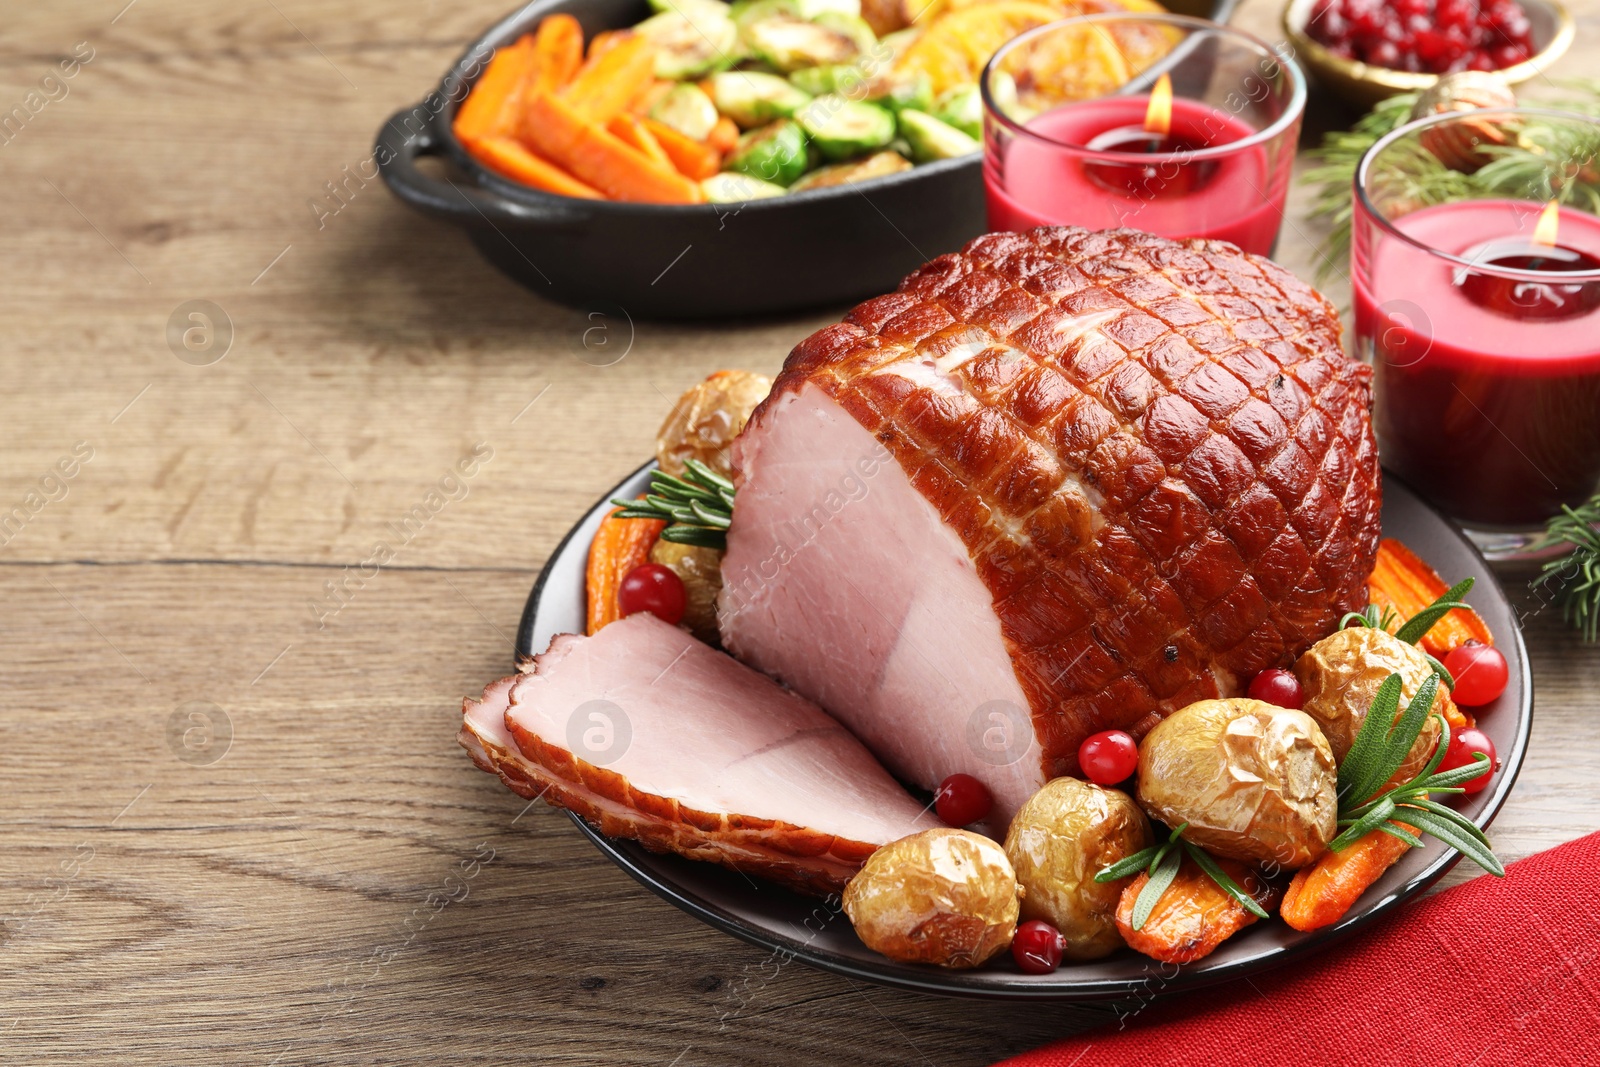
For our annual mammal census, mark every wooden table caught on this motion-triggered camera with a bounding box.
[3,2,1597,1063]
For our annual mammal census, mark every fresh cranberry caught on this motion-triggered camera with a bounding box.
[1247,669,1306,710]
[1442,641,1509,707]
[1012,920,1066,975]
[617,563,686,624]
[935,773,993,827]
[1438,727,1498,794]
[1078,730,1139,786]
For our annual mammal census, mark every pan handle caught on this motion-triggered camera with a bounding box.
[375,105,588,229]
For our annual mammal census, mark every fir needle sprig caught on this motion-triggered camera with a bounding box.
[610,458,735,550]
[1093,821,1269,931]
[1531,491,1600,642]
[1328,671,1503,877]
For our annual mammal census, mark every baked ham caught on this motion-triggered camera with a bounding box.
[719,227,1382,825]
[460,613,939,895]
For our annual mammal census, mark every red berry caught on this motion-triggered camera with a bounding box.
[1247,668,1305,710]
[1438,726,1498,795]
[1078,730,1139,786]
[935,773,993,827]
[1442,641,1509,707]
[1011,920,1065,975]
[617,563,686,625]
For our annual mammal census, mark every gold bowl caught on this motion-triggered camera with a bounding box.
[1281,0,1575,108]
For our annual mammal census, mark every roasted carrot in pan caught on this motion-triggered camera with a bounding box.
[452,34,536,145]
[1115,855,1278,964]
[707,114,740,154]
[561,34,656,123]
[466,136,602,199]
[1281,825,1414,932]
[607,114,674,169]
[586,506,667,635]
[644,118,722,180]
[524,91,704,204]
[1368,538,1494,656]
[529,13,584,94]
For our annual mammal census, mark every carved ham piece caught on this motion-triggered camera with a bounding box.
[460,613,939,895]
[719,227,1382,826]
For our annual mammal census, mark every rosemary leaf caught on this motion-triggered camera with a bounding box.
[689,499,733,529]
[1375,821,1426,848]
[1094,845,1160,884]
[1329,797,1398,853]
[1417,753,1493,791]
[659,525,727,549]
[1338,673,1404,804]
[1131,845,1182,932]
[1394,577,1475,645]
[1532,493,1600,643]
[684,457,734,492]
[1354,675,1440,803]
[1394,805,1505,876]
[1182,842,1269,920]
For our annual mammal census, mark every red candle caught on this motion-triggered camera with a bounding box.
[1353,198,1600,526]
[984,88,1287,255]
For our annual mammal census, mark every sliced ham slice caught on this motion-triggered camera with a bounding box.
[460,613,938,895]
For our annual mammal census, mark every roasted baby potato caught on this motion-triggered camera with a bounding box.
[649,538,722,645]
[1295,627,1452,787]
[655,369,772,478]
[1003,778,1152,960]
[843,828,1021,968]
[1137,699,1337,871]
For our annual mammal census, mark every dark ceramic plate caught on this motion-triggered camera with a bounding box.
[377,0,1239,318]
[514,465,1531,1000]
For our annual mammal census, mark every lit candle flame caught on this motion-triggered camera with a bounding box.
[1532,200,1560,247]
[1144,73,1172,138]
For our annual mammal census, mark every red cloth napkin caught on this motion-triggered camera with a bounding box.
[998,831,1600,1067]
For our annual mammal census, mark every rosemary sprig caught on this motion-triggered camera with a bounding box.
[1531,491,1600,642]
[1093,821,1267,931]
[611,458,735,550]
[1330,671,1503,877]
[1340,577,1474,690]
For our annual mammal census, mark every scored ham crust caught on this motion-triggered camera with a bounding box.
[720,227,1382,822]
[461,614,939,895]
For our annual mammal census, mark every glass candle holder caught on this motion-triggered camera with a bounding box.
[981,13,1305,256]
[1352,107,1600,559]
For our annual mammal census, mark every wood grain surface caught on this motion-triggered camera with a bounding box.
[2,2,1597,1064]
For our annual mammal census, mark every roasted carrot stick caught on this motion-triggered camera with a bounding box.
[1115,856,1277,964]
[466,136,602,199]
[1368,538,1493,656]
[586,506,667,634]
[524,91,704,204]
[587,29,630,59]
[453,34,537,145]
[1281,825,1414,932]
[608,114,674,169]
[630,79,676,117]
[707,114,740,154]
[529,13,584,94]
[561,34,656,123]
[644,118,722,180]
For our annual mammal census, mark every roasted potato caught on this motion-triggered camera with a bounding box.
[1294,626,1451,786]
[1137,699,1337,871]
[655,369,772,478]
[648,538,722,645]
[843,828,1020,969]
[1003,778,1152,960]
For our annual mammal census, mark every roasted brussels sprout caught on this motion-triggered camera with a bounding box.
[655,369,772,477]
[725,119,811,186]
[650,84,721,141]
[1003,778,1152,961]
[700,172,788,201]
[744,13,861,71]
[636,8,740,80]
[1294,626,1451,784]
[1137,699,1338,871]
[709,71,813,129]
[843,829,1020,969]
[896,108,980,162]
[797,96,896,160]
[932,83,981,139]
[788,149,910,190]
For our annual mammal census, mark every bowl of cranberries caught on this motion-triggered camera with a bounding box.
[1283,0,1574,106]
